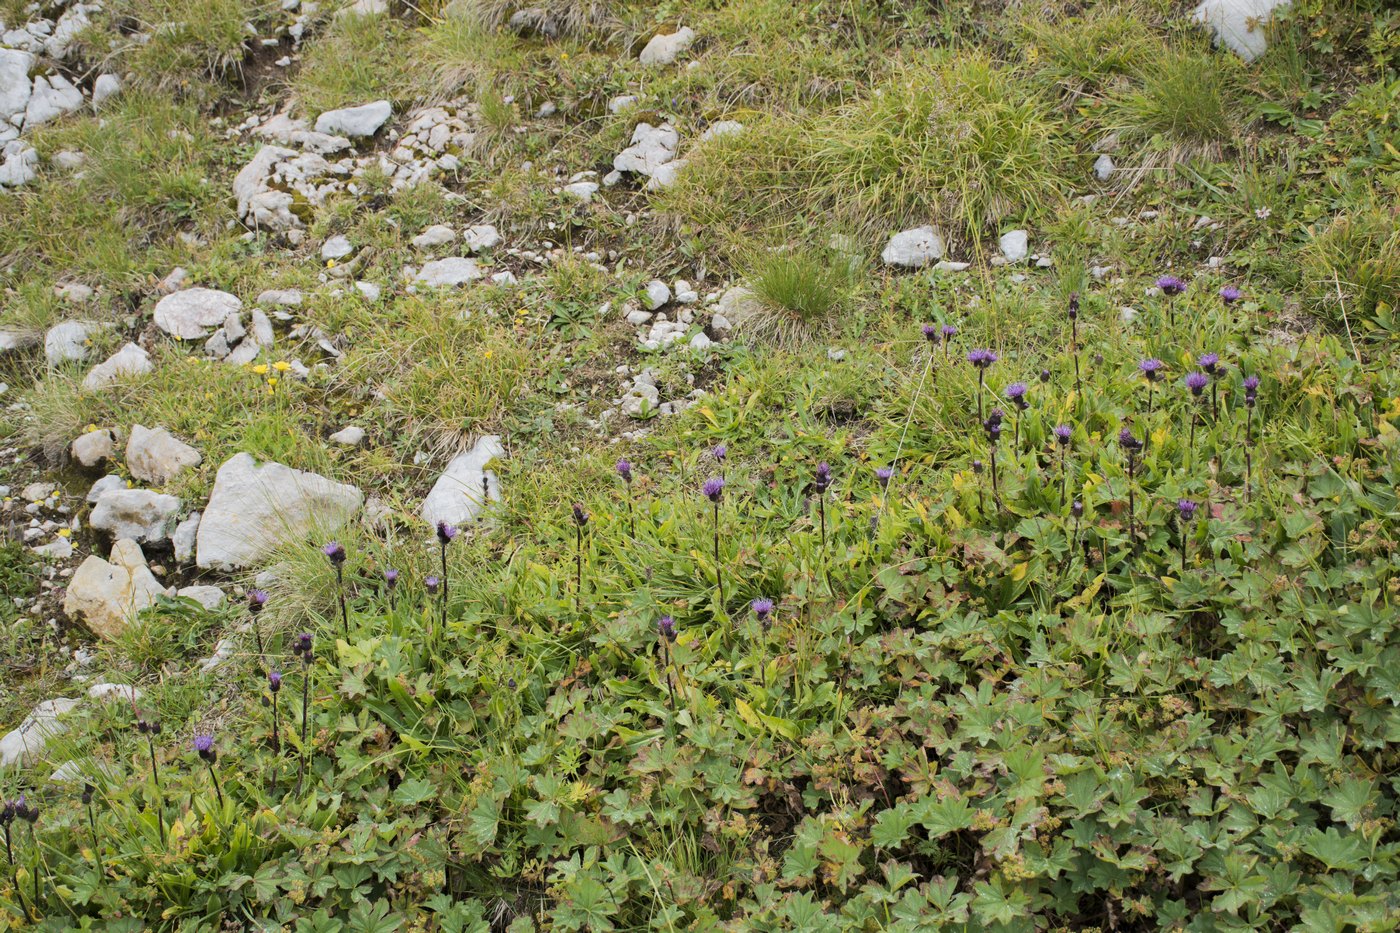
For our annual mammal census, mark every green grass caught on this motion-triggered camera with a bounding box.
[1106,45,1248,157]
[110,0,274,91]
[741,245,856,344]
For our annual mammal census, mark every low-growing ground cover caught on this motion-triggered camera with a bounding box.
[1,0,1399,929]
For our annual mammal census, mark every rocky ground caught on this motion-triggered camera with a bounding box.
[0,0,1397,926]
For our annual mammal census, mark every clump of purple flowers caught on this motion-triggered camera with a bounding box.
[702,478,726,608]
[617,458,636,537]
[967,349,997,420]
[323,542,349,640]
[1139,359,1165,418]
[1177,499,1198,571]
[1055,424,1073,504]
[193,734,224,807]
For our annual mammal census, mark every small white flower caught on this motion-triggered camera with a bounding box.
[1255,206,1272,220]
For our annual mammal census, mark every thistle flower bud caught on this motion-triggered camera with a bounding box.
[248,589,268,614]
[322,542,346,565]
[814,462,832,493]
[615,459,633,483]
[702,477,725,502]
[657,615,677,640]
[875,467,893,489]
[1071,500,1084,519]
[436,521,458,545]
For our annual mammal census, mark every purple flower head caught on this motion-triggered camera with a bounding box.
[268,670,282,692]
[615,458,633,483]
[384,568,399,588]
[967,348,997,369]
[971,459,984,474]
[751,598,774,621]
[425,575,440,595]
[814,461,832,493]
[193,734,216,762]
[1039,368,1051,384]
[711,444,727,463]
[1186,372,1209,396]
[1054,424,1073,445]
[1138,358,1165,381]
[1157,275,1188,296]
[983,418,1002,443]
[1005,382,1029,410]
[987,408,1005,425]
[572,503,589,527]
[702,477,725,502]
[322,541,346,565]
[248,589,268,613]
[875,466,893,489]
[1243,374,1260,392]
[657,615,676,640]
[922,324,939,342]
[1177,499,1198,522]
[1068,292,1080,319]
[293,632,313,654]
[1220,285,1242,305]
[437,521,458,545]
[941,324,957,342]
[1198,352,1220,374]
[1071,500,1084,519]
[1118,426,1142,452]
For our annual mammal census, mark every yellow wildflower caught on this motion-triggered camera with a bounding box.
[252,364,269,375]
[273,361,290,372]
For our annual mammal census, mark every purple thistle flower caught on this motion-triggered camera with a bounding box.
[1138,358,1165,381]
[751,598,774,621]
[967,348,997,369]
[615,458,633,483]
[1068,292,1080,319]
[269,670,282,692]
[814,461,832,493]
[1054,424,1072,445]
[436,521,458,545]
[322,541,346,565]
[921,324,939,342]
[425,575,440,595]
[1186,372,1209,396]
[1118,426,1142,451]
[1220,285,1242,304]
[941,324,957,342]
[572,503,589,526]
[1177,499,1198,522]
[711,444,727,463]
[248,589,268,613]
[875,466,893,488]
[1199,352,1220,374]
[1156,275,1188,296]
[972,459,984,474]
[702,477,725,502]
[384,568,399,588]
[1005,382,1029,410]
[657,615,676,640]
[1243,374,1260,393]
[193,734,216,761]
[1071,500,1084,518]
[293,632,313,654]
[1039,368,1051,384]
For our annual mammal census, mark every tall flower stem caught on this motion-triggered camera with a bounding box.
[439,541,449,635]
[660,640,676,711]
[1071,317,1081,398]
[977,371,985,422]
[335,564,348,641]
[990,449,1001,511]
[206,760,225,809]
[297,660,311,795]
[1126,453,1137,554]
[1059,447,1067,507]
[85,790,99,863]
[626,488,636,538]
[712,499,723,607]
[575,523,584,611]
[1245,408,1254,503]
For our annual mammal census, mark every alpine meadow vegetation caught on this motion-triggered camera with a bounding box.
[1,0,1400,929]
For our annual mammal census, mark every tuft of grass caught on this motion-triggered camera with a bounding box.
[294,13,419,115]
[1106,46,1248,158]
[666,52,1072,251]
[1300,206,1400,332]
[112,0,272,90]
[741,246,856,345]
[452,0,620,40]
[1017,3,1156,97]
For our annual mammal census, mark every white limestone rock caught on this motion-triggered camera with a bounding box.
[92,73,121,108]
[412,224,457,248]
[44,320,96,365]
[71,428,115,467]
[63,539,167,639]
[420,435,504,530]
[999,230,1029,264]
[126,425,201,485]
[314,100,392,138]
[154,288,242,339]
[196,453,363,570]
[639,27,696,66]
[82,343,153,390]
[1193,0,1290,62]
[614,123,679,178]
[415,257,482,287]
[0,699,81,769]
[881,227,945,268]
[462,224,502,253]
[329,425,365,446]
[90,489,182,544]
[177,585,225,610]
